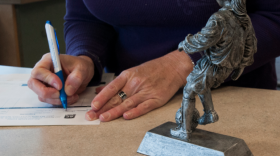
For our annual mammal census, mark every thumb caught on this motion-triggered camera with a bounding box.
[65,68,86,96]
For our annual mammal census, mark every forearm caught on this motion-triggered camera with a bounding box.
[64,0,116,85]
[64,22,116,85]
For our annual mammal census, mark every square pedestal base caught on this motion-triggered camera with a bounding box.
[137,122,253,156]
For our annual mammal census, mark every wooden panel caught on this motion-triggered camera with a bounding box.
[0,0,45,4]
[0,5,20,66]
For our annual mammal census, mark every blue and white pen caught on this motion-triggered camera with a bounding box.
[45,21,67,111]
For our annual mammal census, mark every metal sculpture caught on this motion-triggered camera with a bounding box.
[170,0,257,141]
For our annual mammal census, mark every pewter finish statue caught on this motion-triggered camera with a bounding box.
[170,0,257,141]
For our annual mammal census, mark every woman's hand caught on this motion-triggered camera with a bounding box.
[86,50,193,121]
[28,54,94,105]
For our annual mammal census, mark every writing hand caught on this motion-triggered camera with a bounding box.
[28,54,94,105]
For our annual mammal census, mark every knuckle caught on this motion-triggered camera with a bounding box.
[38,96,45,102]
[43,73,52,83]
[124,99,135,109]
[120,70,131,78]
[34,60,41,68]
[142,102,151,110]
[107,84,118,92]
[110,96,121,108]
[70,72,84,85]
[42,53,51,59]
[74,72,83,82]
[27,79,33,89]
[76,63,86,72]
[131,77,142,87]
[31,68,39,78]
[34,54,51,68]
[41,92,48,99]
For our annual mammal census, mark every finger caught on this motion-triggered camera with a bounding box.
[91,73,128,111]
[38,94,79,105]
[86,94,123,121]
[32,54,62,90]
[85,109,97,121]
[64,67,87,96]
[28,78,60,99]
[123,99,162,120]
[98,93,146,122]
[31,67,62,90]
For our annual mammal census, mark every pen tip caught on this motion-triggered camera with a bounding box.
[65,108,67,112]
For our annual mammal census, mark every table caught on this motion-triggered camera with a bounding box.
[0,66,279,156]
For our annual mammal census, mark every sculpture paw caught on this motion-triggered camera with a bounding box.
[197,110,219,125]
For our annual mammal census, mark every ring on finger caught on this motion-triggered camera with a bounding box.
[118,91,127,101]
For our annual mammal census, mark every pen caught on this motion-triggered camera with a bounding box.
[45,21,67,111]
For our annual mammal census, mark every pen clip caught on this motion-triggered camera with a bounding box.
[54,29,60,54]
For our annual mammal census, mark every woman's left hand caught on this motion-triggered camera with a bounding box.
[85,50,194,121]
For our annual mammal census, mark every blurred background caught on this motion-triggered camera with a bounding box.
[0,0,279,90]
[0,0,65,68]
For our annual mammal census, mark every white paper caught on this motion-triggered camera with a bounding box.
[0,81,95,108]
[0,74,30,82]
[0,108,100,126]
[0,73,114,126]
[0,73,114,108]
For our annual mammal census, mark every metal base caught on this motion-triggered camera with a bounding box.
[137,122,253,156]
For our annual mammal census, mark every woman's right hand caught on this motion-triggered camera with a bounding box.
[28,53,95,105]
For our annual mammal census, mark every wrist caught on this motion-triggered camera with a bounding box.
[78,55,95,76]
[162,50,194,86]
[78,55,93,64]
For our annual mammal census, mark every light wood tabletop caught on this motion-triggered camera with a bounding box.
[0,83,279,156]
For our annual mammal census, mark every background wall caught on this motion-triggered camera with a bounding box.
[16,0,66,68]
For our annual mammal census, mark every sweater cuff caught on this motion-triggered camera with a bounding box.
[69,50,103,86]
[187,52,202,65]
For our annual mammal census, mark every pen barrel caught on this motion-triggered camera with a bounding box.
[45,22,67,109]
[45,23,62,73]
[56,70,67,109]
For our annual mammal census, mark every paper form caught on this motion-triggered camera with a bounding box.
[0,108,100,126]
[0,73,114,126]
[0,74,30,82]
[0,81,95,108]
[0,73,114,108]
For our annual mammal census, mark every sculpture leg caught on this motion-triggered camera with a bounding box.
[197,87,219,125]
[170,85,196,141]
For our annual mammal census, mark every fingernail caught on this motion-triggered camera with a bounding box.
[86,111,97,121]
[66,85,75,95]
[124,112,131,119]
[91,102,100,110]
[100,112,110,121]
[53,83,59,90]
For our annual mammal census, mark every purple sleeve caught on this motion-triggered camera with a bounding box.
[189,1,280,83]
[243,1,280,75]
[64,0,116,86]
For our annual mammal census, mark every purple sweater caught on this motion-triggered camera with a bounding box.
[64,0,280,89]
